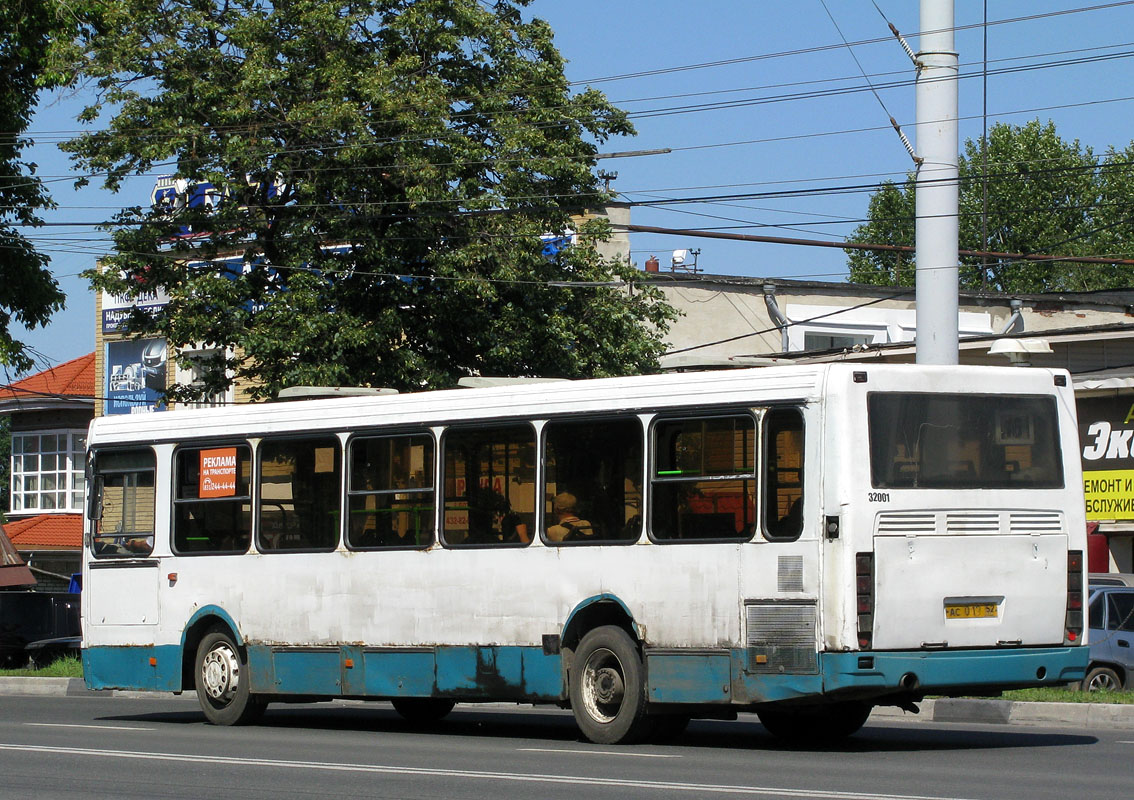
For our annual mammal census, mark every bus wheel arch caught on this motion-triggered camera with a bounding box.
[180,609,243,692]
[560,596,639,663]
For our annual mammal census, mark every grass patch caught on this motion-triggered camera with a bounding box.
[0,655,83,678]
[999,687,1134,704]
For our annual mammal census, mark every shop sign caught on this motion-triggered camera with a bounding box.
[1079,395,1134,519]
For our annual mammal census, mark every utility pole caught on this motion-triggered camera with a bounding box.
[915,0,959,365]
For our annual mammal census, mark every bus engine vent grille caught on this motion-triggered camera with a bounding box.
[777,555,804,592]
[945,512,1000,533]
[1009,512,1062,534]
[744,602,818,674]
[876,512,935,534]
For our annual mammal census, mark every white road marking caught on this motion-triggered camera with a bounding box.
[517,747,681,758]
[24,723,156,732]
[0,743,986,800]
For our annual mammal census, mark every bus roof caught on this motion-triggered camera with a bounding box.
[87,363,1069,446]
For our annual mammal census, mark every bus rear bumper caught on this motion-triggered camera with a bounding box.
[821,646,1089,698]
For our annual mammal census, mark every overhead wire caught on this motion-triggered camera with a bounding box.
[568,1,1134,85]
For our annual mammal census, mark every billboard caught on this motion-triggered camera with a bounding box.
[105,339,168,415]
[1079,395,1134,520]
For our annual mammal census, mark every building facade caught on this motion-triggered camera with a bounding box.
[0,353,95,591]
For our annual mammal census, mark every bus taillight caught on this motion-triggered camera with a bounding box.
[1065,550,1084,644]
[856,552,874,650]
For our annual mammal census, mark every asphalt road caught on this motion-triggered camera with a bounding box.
[0,694,1128,800]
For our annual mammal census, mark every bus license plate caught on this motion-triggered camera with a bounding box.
[945,603,999,619]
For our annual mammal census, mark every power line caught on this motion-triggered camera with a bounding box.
[620,222,1134,267]
[568,1,1134,85]
[8,88,1134,208]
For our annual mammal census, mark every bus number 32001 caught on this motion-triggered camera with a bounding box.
[867,492,890,503]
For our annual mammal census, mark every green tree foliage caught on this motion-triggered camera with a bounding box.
[845,120,1134,293]
[0,0,68,373]
[67,0,675,399]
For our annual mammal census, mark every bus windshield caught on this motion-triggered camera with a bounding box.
[868,393,1063,489]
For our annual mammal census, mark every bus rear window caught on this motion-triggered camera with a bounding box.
[868,393,1063,489]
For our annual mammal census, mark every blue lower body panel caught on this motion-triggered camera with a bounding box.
[84,645,182,691]
[822,646,1089,697]
[240,644,565,701]
[84,641,1089,708]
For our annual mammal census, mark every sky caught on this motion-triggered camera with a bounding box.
[13,0,1134,371]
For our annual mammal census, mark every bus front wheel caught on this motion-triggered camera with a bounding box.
[569,625,649,744]
[194,630,266,726]
[757,701,871,743]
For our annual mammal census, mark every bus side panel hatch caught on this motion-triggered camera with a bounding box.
[647,651,732,704]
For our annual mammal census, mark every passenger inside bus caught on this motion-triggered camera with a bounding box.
[545,492,594,542]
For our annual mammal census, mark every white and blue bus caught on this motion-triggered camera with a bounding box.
[82,364,1088,743]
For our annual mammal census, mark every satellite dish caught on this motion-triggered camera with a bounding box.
[672,249,688,266]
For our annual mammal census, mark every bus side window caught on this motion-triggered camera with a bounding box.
[258,436,342,552]
[763,408,804,541]
[650,415,756,542]
[90,449,156,558]
[173,444,252,555]
[347,433,435,550]
[442,425,535,547]
[543,417,643,545]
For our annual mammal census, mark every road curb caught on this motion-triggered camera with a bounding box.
[0,677,171,698]
[3,678,1133,728]
[871,697,1134,729]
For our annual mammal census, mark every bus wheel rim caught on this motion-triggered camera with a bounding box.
[202,643,240,704]
[582,647,625,724]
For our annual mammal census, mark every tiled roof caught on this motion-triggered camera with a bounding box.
[3,514,83,550]
[0,352,95,403]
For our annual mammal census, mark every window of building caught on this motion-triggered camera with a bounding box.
[258,436,342,552]
[651,414,756,541]
[11,430,87,513]
[173,445,252,554]
[802,332,873,351]
[763,409,804,540]
[543,417,642,544]
[89,449,155,558]
[347,434,435,549]
[442,425,535,547]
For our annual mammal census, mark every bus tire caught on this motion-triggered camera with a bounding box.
[391,698,456,724]
[569,625,649,744]
[757,701,871,743]
[194,630,266,726]
[1082,666,1123,692]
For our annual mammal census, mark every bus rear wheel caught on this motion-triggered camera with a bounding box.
[569,625,650,744]
[391,698,456,724]
[757,701,871,743]
[194,630,266,726]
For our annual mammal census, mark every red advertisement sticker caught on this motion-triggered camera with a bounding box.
[200,447,238,498]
